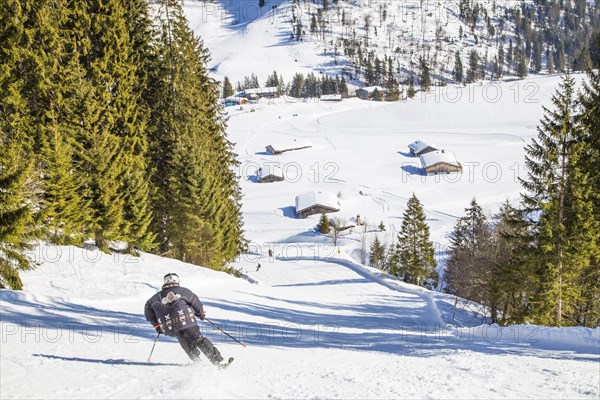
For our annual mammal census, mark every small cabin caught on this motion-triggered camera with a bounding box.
[408,140,438,157]
[355,86,387,100]
[243,87,278,99]
[224,95,248,105]
[258,165,284,183]
[419,150,463,174]
[295,191,340,218]
[320,94,342,102]
[265,140,312,155]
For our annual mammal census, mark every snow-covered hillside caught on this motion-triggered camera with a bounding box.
[1,245,598,399]
[184,0,596,87]
[226,74,586,262]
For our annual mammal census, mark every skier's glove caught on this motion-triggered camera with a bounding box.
[198,311,206,320]
[154,324,163,334]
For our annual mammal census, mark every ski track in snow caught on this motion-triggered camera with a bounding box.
[1,245,599,399]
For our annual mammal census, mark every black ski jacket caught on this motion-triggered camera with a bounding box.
[144,284,205,336]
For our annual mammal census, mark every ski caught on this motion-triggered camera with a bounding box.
[218,357,234,370]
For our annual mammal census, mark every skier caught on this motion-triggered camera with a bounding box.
[144,273,230,367]
[256,263,261,271]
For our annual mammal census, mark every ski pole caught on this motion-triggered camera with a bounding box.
[147,333,160,362]
[205,318,247,348]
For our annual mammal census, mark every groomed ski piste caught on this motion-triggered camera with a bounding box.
[2,245,599,399]
[2,73,599,399]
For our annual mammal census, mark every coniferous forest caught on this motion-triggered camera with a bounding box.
[443,70,600,328]
[0,0,245,289]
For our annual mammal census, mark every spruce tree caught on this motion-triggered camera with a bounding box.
[466,49,479,83]
[65,0,155,252]
[222,76,234,98]
[393,194,437,286]
[419,57,431,92]
[340,77,349,98]
[547,49,555,74]
[110,0,156,253]
[17,0,90,244]
[521,72,597,326]
[0,0,37,289]
[369,236,385,269]
[574,70,600,326]
[0,129,35,290]
[453,51,464,83]
[497,42,504,77]
[317,213,330,234]
[407,79,416,98]
[445,198,492,300]
[517,52,528,78]
[147,0,244,269]
[488,201,533,324]
[507,39,513,69]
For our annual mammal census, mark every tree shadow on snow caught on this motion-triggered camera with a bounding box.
[0,291,156,340]
[199,294,599,363]
[33,354,183,367]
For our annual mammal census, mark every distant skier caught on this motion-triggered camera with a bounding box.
[256,263,261,271]
[144,273,229,367]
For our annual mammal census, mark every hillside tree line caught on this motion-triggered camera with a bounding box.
[0,0,245,289]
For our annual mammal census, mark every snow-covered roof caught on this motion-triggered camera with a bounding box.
[356,86,387,93]
[266,140,312,153]
[244,87,277,95]
[224,95,247,104]
[295,191,340,213]
[419,150,460,168]
[259,165,283,178]
[320,94,342,101]
[408,140,438,154]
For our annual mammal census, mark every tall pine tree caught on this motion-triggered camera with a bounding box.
[0,0,37,289]
[22,0,90,244]
[65,0,154,252]
[573,70,600,326]
[521,71,597,326]
[453,51,464,83]
[147,0,244,269]
[393,194,437,286]
[445,198,492,301]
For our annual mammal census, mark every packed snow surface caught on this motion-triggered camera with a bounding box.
[1,244,598,399]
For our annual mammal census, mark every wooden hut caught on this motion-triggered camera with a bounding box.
[408,140,438,156]
[265,140,312,155]
[258,165,284,183]
[295,191,340,218]
[419,150,462,174]
[320,94,343,102]
[355,86,387,100]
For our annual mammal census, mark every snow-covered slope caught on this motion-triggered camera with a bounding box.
[227,74,585,262]
[1,245,598,399]
[186,0,337,84]
[184,0,547,86]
